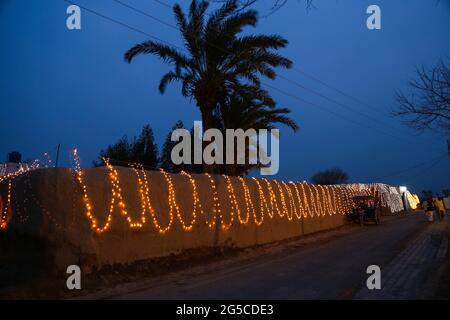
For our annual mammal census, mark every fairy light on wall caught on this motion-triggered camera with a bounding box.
[330,186,339,215]
[304,184,316,218]
[0,179,12,230]
[180,171,202,229]
[73,151,138,233]
[250,177,265,226]
[280,181,296,221]
[273,181,290,220]
[137,164,172,233]
[2,149,414,234]
[291,182,307,219]
[283,182,301,220]
[319,185,332,216]
[161,168,196,231]
[308,185,319,217]
[323,186,333,216]
[252,177,271,222]
[205,173,234,230]
[316,185,324,216]
[223,175,241,226]
[263,179,282,219]
[0,159,42,230]
[237,176,253,225]
[130,164,149,227]
[298,183,312,218]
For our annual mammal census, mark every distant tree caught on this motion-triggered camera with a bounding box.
[393,61,450,134]
[94,136,131,167]
[310,167,349,185]
[94,125,158,169]
[160,120,186,173]
[131,125,158,170]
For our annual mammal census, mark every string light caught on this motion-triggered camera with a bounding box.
[137,164,172,233]
[223,175,241,226]
[291,182,307,218]
[0,179,12,230]
[180,171,202,229]
[0,160,41,230]
[237,176,253,225]
[274,181,290,220]
[252,177,271,219]
[204,173,228,230]
[161,168,196,231]
[250,178,265,226]
[282,182,300,220]
[263,178,282,218]
[2,149,415,233]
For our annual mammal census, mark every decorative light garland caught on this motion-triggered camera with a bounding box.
[252,177,271,223]
[263,178,282,218]
[1,150,415,234]
[237,176,253,225]
[291,182,307,218]
[223,175,242,225]
[0,160,41,230]
[274,181,290,220]
[0,179,12,230]
[283,182,300,220]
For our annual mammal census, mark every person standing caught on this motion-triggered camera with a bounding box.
[434,197,446,221]
[425,198,435,222]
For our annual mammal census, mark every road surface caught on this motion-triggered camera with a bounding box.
[97,212,449,299]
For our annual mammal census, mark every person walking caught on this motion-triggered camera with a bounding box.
[434,197,446,221]
[425,198,435,222]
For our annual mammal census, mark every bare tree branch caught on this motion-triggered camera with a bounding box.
[393,60,450,134]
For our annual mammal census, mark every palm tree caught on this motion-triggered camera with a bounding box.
[219,86,298,132]
[125,0,292,172]
[217,86,298,175]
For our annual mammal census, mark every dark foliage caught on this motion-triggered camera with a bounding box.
[310,167,349,185]
[94,125,158,169]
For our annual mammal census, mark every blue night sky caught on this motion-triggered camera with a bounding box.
[1,0,449,194]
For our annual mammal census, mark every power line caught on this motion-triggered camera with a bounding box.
[375,153,447,181]
[152,0,172,9]
[292,68,389,119]
[277,74,410,137]
[60,0,448,187]
[155,0,408,124]
[59,0,446,185]
[63,0,185,52]
[113,0,180,31]
[394,154,447,184]
[151,0,413,138]
[116,0,417,143]
[261,82,411,141]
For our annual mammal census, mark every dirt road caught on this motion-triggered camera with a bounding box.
[98,212,448,300]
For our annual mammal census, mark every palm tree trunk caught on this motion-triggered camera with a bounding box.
[200,109,216,174]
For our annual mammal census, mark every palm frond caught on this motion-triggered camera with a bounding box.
[124,41,191,68]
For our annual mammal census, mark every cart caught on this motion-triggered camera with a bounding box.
[346,195,381,226]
